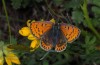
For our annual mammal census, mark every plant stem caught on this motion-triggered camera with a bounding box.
[81,0,100,39]
[2,0,11,43]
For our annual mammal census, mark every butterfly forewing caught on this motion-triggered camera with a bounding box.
[30,21,54,39]
[40,28,54,51]
[60,23,80,43]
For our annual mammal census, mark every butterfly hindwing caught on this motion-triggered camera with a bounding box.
[55,30,67,52]
[40,41,53,51]
[40,29,53,51]
[60,23,80,43]
[55,43,66,52]
[30,21,53,39]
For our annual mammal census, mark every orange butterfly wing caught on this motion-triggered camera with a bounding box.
[30,21,54,39]
[60,23,80,43]
[40,41,53,51]
[55,43,66,52]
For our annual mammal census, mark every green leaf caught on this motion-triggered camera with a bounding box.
[11,0,22,9]
[63,53,72,61]
[84,35,96,55]
[92,6,100,14]
[89,36,96,45]
[91,18,100,28]
[92,0,100,7]
[53,0,63,6]
[10,36,17,44]
[64,0,83,9]
[0,41,4,48]
[43,60,49,65]
[85,35,90,44]
[72,10,84,23]
[22,0,30,8]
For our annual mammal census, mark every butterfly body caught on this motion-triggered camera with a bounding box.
[30,21,80,52]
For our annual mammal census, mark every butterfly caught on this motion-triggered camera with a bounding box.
[30,21,80,52]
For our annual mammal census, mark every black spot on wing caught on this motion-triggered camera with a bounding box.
[41,23,46,27]
[45,24,47,26]
[36,25,37,28]
[41,24,43,26]
[68,28,73,36]
[38,28,40,32]
[41,30,43,33]
[68,26,69,30]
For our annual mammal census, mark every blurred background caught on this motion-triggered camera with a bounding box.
[0,0,100,65]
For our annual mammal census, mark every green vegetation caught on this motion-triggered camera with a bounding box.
[0,0,100,65]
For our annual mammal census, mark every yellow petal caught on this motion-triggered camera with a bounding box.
[30,40,40,51]
[27,20,31,27]
[0,50,3,57]
[31,20,35,22]
[6,53,20,64]
[3,45,20,64]
[30,40,38,48]
[50,18,55,23]
[10,54,20,64]
[3,45,13,56]
[0,57,3,65]
[19,27,31,36]
[5,57,12,65]
[0,50,4,65]
[40,19,44,21]
[28,34,36,40]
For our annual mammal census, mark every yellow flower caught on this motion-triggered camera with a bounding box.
[50,18,55,23]
[3,45,20,65]
[19,27,31,36]
[5,53,20,65]
[31,20,35,22]
[19,20,40,52]
[0,50,4,65]
[0,41,21,65]
[28,34,36,40]
[27,20,31,27]
[30,39,40,51]
[40,19,44,21]
[30,39,40,52]
[5,57,12,65]
[26,20,35,27]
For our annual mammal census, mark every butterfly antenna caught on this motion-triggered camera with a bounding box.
[40,50,55,60]
[40,51,50,60]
